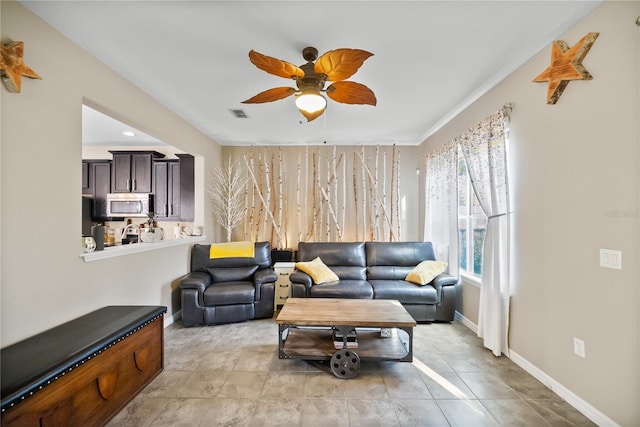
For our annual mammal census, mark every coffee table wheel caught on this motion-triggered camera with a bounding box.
[330,348,360,379]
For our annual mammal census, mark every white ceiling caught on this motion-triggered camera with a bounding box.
[82,105,166,147]
[24,1,602,147]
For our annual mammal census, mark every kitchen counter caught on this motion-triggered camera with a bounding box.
[80,235,206,262]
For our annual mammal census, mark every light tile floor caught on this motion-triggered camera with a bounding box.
[108,317,596,426]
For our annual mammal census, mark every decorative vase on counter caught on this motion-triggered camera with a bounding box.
[91,225,105,251]
[82,236,96,252]
[140,228,163,243]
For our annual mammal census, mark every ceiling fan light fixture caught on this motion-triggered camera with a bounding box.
[295,91,326,113]
[245,47,375,121]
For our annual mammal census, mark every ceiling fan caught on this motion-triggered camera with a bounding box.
[242,46,376,122]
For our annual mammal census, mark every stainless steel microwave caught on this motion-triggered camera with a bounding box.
[106,193,154,218]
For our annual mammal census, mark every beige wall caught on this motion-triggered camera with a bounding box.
[1,2,222,346]
[419,2,639,425]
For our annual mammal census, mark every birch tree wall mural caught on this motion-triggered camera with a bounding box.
[223,145,414,248]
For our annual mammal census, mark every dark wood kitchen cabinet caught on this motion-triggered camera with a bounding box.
[82,161,90,194]
[177,154,195,222]
[82,160,111,219]
[152,154,194,221]
[93,162,111,218]
[110,151,164,193]
[153,160,181,220]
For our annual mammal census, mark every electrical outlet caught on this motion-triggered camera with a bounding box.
[573,337,586,358]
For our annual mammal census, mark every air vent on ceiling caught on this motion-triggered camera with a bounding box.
[230,109,248,118]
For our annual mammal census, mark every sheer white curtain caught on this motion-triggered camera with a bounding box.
[423,142,459,279]
[458,110,511,357]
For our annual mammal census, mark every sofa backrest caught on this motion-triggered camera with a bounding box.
[297,242,366,280]
[365,241,436,280]
[365,241,435,266]
[190,242,271,272]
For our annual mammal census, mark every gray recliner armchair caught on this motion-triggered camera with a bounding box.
[179,242,277,326]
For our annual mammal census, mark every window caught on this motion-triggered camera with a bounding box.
[457,149,487,278]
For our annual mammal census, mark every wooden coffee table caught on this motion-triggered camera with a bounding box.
[276,298,416,378]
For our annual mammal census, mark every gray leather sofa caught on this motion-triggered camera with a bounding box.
[179,242,277,326]
[290,241,458,322]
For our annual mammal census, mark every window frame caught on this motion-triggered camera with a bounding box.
[457,149,487,283]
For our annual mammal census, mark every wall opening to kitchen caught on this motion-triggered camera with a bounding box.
[81,104,201,247]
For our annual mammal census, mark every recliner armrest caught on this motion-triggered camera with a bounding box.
[290,271,313,288]
[290,271,313,297]
[179,271,211,293]
[254,268,277,285]
[253,268,276,301]
[432,273,457,288]
[430,273,458,301]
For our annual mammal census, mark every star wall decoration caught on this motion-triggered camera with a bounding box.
[0,41,42,93]
[533,32,599,105]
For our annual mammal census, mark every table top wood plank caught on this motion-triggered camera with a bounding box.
[276,298,416,327]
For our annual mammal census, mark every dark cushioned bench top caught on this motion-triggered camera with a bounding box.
[1,305,166,412]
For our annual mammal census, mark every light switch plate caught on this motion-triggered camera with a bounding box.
[573,337,586,358]
[600,249,622,270]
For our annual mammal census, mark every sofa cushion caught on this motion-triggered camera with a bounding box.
[297,242,366,266]
[203,282,255,305]
[206,266,258,282]
[405,260,448,285]
[365,241,436,266]
[367,266,413,281]
[309,280,374,299]
[296,257,339,284]
[331,266,367,280]
[369,280,438,304]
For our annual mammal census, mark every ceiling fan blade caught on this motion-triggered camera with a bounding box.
[248,50,305,79]
[326,81,377,106]
[242,87,296,104]
[298,107,325,122]
[314,49,373,82]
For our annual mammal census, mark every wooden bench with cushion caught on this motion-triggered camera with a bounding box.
[1,305,166,426]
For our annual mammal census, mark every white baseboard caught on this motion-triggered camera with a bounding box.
[508,350,619,427]
[454,312,618,427]
[454,310,478,334]
[164,310,182,328]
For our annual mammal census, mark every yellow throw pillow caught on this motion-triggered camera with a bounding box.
[295,257,339,285]
[405,260,448,285]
